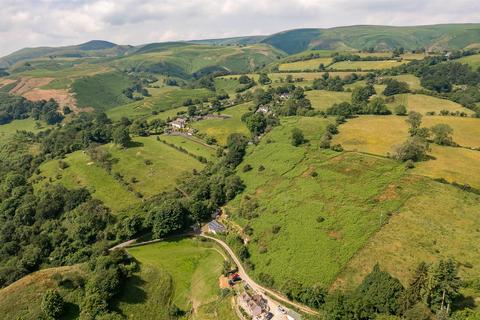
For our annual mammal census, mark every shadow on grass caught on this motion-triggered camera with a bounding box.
[61,302,80,320]
[126,140,144,148]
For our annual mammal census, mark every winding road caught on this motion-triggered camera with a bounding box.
[199,233,320,317]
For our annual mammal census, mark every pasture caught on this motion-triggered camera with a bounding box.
[192,102,251,145]
[385,74,423,90]
[226,117,412,288]
[33,150,141,212]
[332,115,480,188]
[328,60,406,70]
[0,118,49,138]
[0,265,85,320]
[102,136,205,198]
[334,178,480,290]
[457,54,480,70]
[278,57,333,71]
[107,87,212,121]
[117,238,236,320]
[306,90,352,111]
[389,94,474,115]
[159,135,217,160]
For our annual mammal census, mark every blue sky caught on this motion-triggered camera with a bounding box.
[1,0,479,56]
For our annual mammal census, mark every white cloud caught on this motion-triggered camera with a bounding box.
[1,0,479,56]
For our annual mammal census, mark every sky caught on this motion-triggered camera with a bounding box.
[1,0,480,56]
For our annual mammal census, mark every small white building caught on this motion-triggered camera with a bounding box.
[170,118,186,129]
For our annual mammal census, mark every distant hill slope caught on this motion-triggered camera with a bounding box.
[261,24,480,54]
[0,40,133,68]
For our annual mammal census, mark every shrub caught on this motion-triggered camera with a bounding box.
[242,164,253,172]
[41,289,65,319]
[291,128,305,146]
[394,104,407,116]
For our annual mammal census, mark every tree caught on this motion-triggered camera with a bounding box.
[150,199,187,238]
[357,264,404,315]
[394,104,407,116]
[393,136,429,162]
[242,112,267,135]
[258,73,271,85]
[238,75,252,84]
[383,79,409,96]
[430,124,454,146]
[44,110,64,125]
[351,85,375,106]
[225,133,248,167]
[365,97,391,115]
[400,262,430,312]
[41,289,65,319]
[187,105,197,117]
[291,128,305,146]
[426,259,461,311]
[112,126,131,148]
[406,111,423,136]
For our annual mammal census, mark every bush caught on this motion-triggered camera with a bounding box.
[242,164,253,172]
[41,289,65,319]
[291,128,305,146]
[394,104,407,116]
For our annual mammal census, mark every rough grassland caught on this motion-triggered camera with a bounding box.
[389,94,474,115]
[329,60,406,70]
[457,54,480,70]
[422,116,480,148]
[192,102,251,145]
[306,90,352,111]
[278,57,333,71]
[160,135,216,160]
[117,238,236,320]
[226,117,412,288]
[102,136,205,198]
[107,87,212,121]
[0,265,85,320]
[34,150,141,212]
[334,178,480,290]
[333,115,480,188]
[0,118,50,138]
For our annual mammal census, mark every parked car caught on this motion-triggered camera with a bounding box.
[264,312,274,320]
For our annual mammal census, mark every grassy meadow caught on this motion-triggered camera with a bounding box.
[226,117,414,288]
[0,118,50,138]
[278,57,333,71]
[116,238,236,320]
[0,265,85,320]
[457,54,480,70]
[334,178,480,290]
[333,115,480,188]
[159,135,216,160]
[306,90,352,111]
[389,94,474,115]
[329,60,406,70]
[192,102,251,145]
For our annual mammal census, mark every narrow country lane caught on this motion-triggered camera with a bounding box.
[200,233,320,317]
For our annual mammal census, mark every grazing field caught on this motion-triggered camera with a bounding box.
[107,87,212,121]
[226,117,413,288]
[214,77,242,94]
[400,52,428,60]
[0,265,85,320]
[334,178,480,289]
[33,150,141,212]
[72,71,133,111]
[192,102,251,145]
[278,57,333,71]
[390,94,474,115]
[413,145,480,188]
[385,74,423,90]
[0,118,50,138]
[333,115,480,188]
[160,135,216,160]
[328,60,406,70]
[116,238,236,320]
[102,136,205,198]
[306,90,352,111]
[457,54,480,70]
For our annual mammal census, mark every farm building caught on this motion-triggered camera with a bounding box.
[240,293,268,319]
[207,220,226,234]
[170,118,186,129]
[287,309,302,320]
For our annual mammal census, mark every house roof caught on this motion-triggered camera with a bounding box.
[207,220,226,232]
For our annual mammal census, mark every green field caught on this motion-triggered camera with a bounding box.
[306,90,352,111]
[386,74,423,90]
[116,238,236,320]
[334,178,480,290]
[146,106,188,122]
[192,103,251,145]
[107,87,212,121]
[0,118,50,138]
[101,136,205,198]
[278,57,333,71]
[33,150,141,212]
[226,117,414,289]
[0,265,85,320]
[457,54,480,70]
[72,71,133,111]
[329,60,406,70]
[160,135,216,160]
